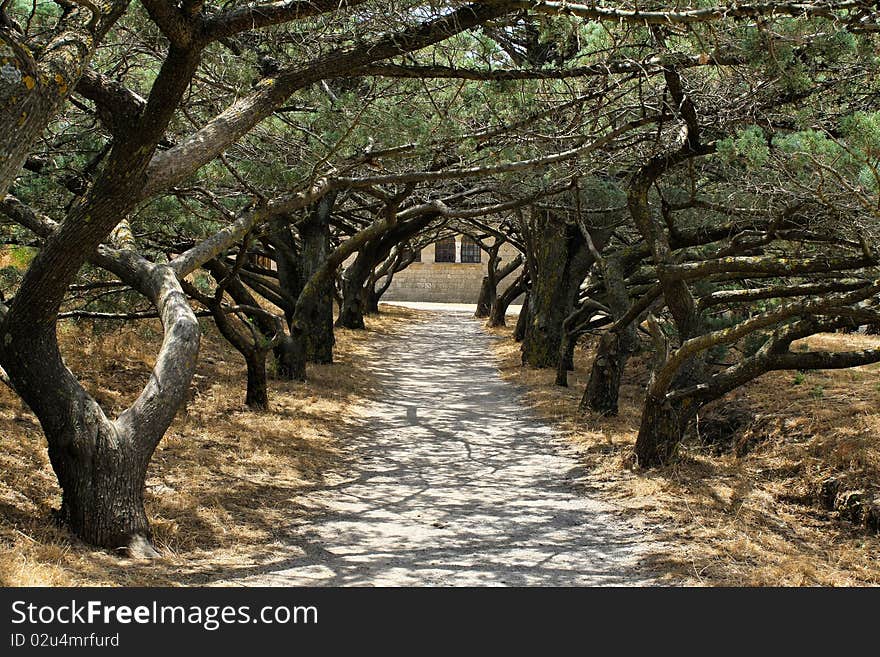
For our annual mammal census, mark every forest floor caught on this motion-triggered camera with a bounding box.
[489,325,880,585]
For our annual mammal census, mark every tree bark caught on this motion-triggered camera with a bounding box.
[365,288,382,315]
[475,275,495,318]
[582,332,628,414]
[474,241,501,318]
[488,269,527,328]
[44,398,151,551]
[266,216,302,326]
[521,212,604,368]
[245,352,269,410]
[0,6,127,198]
[634,395,691,467]
[275,334,306,381]
[627,69,714,464]
[581,257,641,415]
[336,247,375,329]
[487,294,510,327]
[554,332,578,386]
[299,194,336,362]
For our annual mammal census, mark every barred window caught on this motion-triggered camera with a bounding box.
[253,254,274,271]
[460,236,481,263]
[434,237,455,263]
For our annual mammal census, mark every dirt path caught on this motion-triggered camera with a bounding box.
[222,312,658,586]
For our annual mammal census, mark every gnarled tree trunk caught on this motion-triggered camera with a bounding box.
[336,245,376,330]
[474,239,502,318]
[0,41,205,550]
[245,353,269,410]
[475,275,495,318]
[583,331,628,413]
[582,258,642,414]
[635,395,696,467]
[1,251,200,553]
[487,270,527,328]
[275,334,307,382]
[554,332,578,386]
[299,194,336,362]
[521,212,605,368]
[365,286,382,315]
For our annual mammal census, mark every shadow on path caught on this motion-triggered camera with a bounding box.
[218,312,657,586]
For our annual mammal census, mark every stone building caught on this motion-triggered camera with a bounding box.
[382,234,523,304]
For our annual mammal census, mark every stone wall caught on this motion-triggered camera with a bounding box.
[382,237,523,304]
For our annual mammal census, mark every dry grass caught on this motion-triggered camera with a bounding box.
[487,325,880,586]
[4,301,877,587]
[0,304,423,586]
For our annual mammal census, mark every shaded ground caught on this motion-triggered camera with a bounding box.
[0,308,419,586]
[221,311,658,586]
[489,324,880,586]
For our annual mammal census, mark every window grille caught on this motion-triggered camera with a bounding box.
[434,237,455,263]
[460,236,481,263]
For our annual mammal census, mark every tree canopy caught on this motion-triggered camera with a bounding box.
[0,1,878,553]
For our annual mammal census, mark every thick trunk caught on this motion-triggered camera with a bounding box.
[582,331,629,415]
[301,292,336,361]
[488,270,526,328]
[581,255,640,415]
[475,243,503,318]
[625,138,711,466]
[521,233,567,366]
[488,295,510,327]
[49,412,155,554]
[634,395,693,467]
[336,247,376,330]
[0,35,230,554]
[0,326,130,551]
[521,210,606,368]
[267,220,303,373]
[2,253,199,553]
[336,287,368,328]
[522,224,600,368]
[267,217,302,325]
[300,195,336,362]
[475,275,495,318]
[365,287,381,315]
[563,338,576,371]
[245,353,269,410]
[554,333,577,386]
[275,334,307,381]
[336,299,367,328]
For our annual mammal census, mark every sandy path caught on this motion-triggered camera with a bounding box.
[223,312,657,586]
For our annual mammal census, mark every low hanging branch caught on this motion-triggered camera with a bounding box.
[358,51,742,81]
[482,1,874,25]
